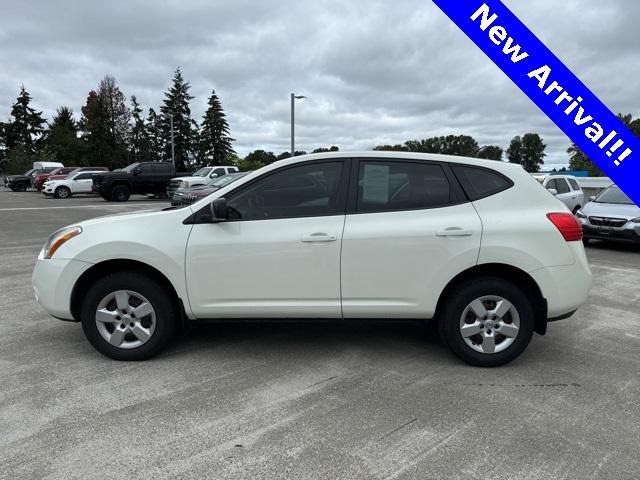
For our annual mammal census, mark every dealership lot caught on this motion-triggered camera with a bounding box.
[1,190,639,479]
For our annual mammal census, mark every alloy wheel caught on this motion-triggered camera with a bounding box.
[459,295,520,354]
[95,290,156,349]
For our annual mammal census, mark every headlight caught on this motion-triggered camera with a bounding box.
[575,210,587,219]
[631,217,640,224]
[44,226,82,259]
[179,180,188,188]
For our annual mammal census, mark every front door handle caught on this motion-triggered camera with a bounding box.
[436,228,473,237]
[301,233,337,243]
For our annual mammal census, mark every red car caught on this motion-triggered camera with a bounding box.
[34,166,108,191]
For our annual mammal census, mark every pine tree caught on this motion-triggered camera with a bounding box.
[199,89,235,165]
[160,68,195,171]
[129,96,151,162]
[44,106,83,164]
[146,108,163,161]
[5,85,46,154]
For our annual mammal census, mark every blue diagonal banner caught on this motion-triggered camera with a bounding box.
[431,0,640,204]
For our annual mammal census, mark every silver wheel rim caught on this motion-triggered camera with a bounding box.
[459,295,520,354]
[58,188,69,198]
[95,290,156,350]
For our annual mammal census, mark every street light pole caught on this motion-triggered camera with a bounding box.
[290,93,306,157]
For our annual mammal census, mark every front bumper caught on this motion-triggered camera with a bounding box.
[32,252,93,320]
[582,224,640,243]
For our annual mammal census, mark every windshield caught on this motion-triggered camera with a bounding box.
[595,186,634,205]
[23,168,36,176]
[121,163,140,173]
[207,172,248,187]
[192,167,213,177]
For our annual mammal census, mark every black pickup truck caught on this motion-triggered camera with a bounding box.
[92,162,176,202]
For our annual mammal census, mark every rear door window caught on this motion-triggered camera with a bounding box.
[356,161,453,213]
[568,178,581,191]
[555,178,570,194]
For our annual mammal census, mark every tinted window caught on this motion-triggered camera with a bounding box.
[555,178,570,194]
[568,178,580,191]
[152,163,172,173]
[139,163,154,174]
[212,168,226,177]
[357,161,452,212]
[227,162,343,220]
[452,165,513,201]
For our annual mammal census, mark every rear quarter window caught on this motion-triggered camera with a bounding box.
[451,165,513,201]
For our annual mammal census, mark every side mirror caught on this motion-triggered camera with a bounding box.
[133,167,142,175]
[209,197,228,222]
[589,196,595,202]
[548,188,558,196]
[210,173,218,178]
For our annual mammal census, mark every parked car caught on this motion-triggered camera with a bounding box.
[541,175,585,213]
[171,172,250,206]
[167,165,239,195]
[32,152,591,366]
[35,166,109,191]
[4,167,59,191]
[42,170,107,198]
[576,185,640,244]
[92,161,175,202]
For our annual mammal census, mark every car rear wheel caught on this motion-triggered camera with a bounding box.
[438,277,534,367]
[111,185,130,202]
[12,183,27,192]
[54,186,71,199]
[80,272,178,360]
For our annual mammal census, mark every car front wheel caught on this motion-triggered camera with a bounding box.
[438,277,534,367]
[80,272,178,360]
[55,186,71,199]
[111,185,130,202]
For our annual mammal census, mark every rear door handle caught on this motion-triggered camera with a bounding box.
[436,228,473,237]
[301,233,337,243]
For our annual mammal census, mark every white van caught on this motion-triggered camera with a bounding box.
[33,161,64,170]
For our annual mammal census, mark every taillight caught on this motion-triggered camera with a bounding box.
[547,212,583,241]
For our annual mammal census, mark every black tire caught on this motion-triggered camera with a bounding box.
[111,185,130,202]
[13,182,27,192]
[438,277,535,367]
[54,186,71,199]
[572,205,581,215]
[582,238,590,245]
[80,272,178,360]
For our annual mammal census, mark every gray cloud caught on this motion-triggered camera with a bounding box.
[0,0,637,167]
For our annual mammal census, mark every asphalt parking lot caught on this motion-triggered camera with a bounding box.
[1,189,639,480]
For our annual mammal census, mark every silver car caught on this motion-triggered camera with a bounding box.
[576,186,640,244]
[542,175,585,213]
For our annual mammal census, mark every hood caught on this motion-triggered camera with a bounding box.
[77,207,166,227]
[582,201,640,220]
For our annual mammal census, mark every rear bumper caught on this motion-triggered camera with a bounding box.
[529,244,592,319]
[32,253,93,320]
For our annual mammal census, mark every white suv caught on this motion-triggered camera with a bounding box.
[32,152,591,366]
[167,165,239,195]
[541,175,585,213]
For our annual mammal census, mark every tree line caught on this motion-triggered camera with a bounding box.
[1,68,637,175]
[0,68,235,174]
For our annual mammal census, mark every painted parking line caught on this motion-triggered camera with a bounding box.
[0,203,161,211]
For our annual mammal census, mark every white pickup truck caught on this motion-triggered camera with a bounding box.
[167,166,239,195]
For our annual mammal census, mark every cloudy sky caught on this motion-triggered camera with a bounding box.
[0,0,638,167]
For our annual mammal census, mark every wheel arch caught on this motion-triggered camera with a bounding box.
[70,259,187,327]
[434,263,548,335]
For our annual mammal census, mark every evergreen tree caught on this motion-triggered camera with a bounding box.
[146,108,163,161]
[312,146,340,154]
[79,75,130,168]
[129,96,151,162]
[160,68,195,170]
[199,89,235,165]
[4,85,46,154]
[44,106,83,164]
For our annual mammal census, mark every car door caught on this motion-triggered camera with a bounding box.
[340,159,482,319]
[73,173,96,193]
[567,178,584,208]
[551,178,575,210]
[185,160,349,318]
